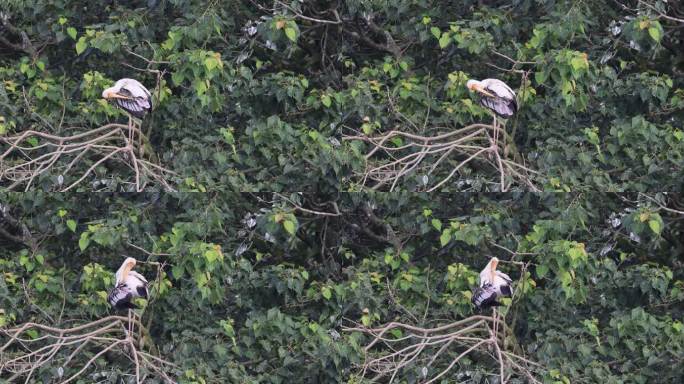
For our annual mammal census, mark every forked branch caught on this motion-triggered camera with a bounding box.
[0,314,177,383]
[0,123,176,191]
[343,313,544,383]
[343,123,539,192]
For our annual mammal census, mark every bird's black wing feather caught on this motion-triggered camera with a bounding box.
[500,284,512,297]
[472,284,501,309]
[479,97,516,118]
[136,285,148,299]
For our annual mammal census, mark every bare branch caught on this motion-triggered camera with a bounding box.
[0,123,176,191]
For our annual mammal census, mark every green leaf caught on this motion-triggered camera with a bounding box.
[66,219,77,233]
[283,220,296,235]
[204,57,218,71]
[430,27,441,39]
[321,95,332,108]
[284,27,297,42]
[75,37,88,54]
[673,321,683,333]
[648,219,661,235]
[431,219,442,231]
[570,57,587,72]
[78,232,90,251]
[205,248,220,263]
[67,27,77,40]
[439,230,451,247]
[321,286,332,300]
[438,33,451,49]
[648,26,661,42]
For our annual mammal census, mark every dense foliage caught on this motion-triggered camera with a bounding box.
[1,0,683,191]
[1,192,683,382]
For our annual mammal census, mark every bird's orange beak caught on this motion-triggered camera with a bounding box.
[490,258,498,282]
[121,260,134,280]
[471,84,495,98]
[102,90,132,100]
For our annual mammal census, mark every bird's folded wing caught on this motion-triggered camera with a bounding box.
[107,284,132,307]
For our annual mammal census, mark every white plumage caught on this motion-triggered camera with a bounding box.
[102,78,152,118]
[472,257,513,309]
[466,78,517,118]
[107,257,148,310]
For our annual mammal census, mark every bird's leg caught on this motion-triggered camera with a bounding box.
[126,309,132,339]
[492,307,498,345]
[127,116,133,146]
[136,119,143,158]
[487,111,497,149]
[493,114,499,151]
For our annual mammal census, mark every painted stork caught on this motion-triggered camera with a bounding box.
[107,257,148,310]
[102,78,152,146]
[472,257,513,309]
[466,78,517,118]
[102,78,152,118]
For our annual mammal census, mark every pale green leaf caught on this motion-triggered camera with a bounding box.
[285,27,297,42]
[75,37,88,54]
[283,220,296,235]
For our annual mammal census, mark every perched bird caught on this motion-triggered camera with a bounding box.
[472,257,513,309]
[102,78,152,119]
[466,78,517,118]
[107,257,148,310]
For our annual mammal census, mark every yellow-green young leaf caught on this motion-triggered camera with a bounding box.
[673,321,683,333]
[361,314,371,326]
[321,286,332,300]
[648,26,661,42]
[321,95,332,108]
[204,57,218,71]
[439,230,451,247]
[58,16,67,25]
[430,27,441,39]
[438,33,451,49]
[431,219,442,231]
[78,232,90,251]
[284,27,297,42]
[283,220,296,235]
[67,27,77,40]
[205,248,220,263]
[75,37,88,54]
[570,57,587,72]
[648,219,661,235]
[57,209,67,217]
[66,219,77,233]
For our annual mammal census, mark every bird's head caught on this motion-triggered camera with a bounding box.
[466,79,481,92]
[102,84,124,99]
[488,257,499,283]
[466,79,495,98]
[120,257,137,280]
[102,79,136,100]
[490,257,499,271]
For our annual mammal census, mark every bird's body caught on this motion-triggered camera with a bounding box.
[107,257,148,310]
[102,78,152,118]
[466,78,517,118]
[472,257,513,309]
